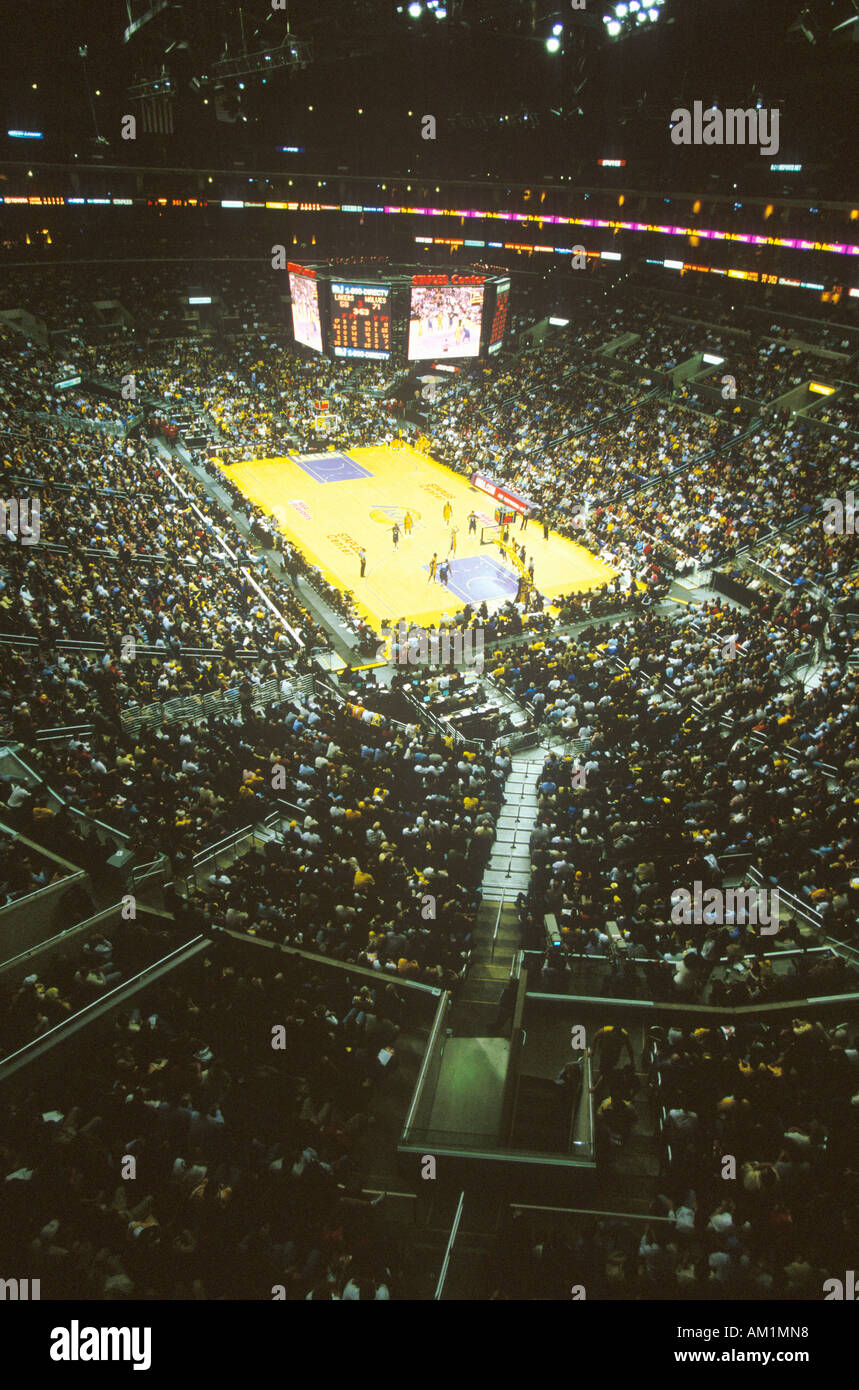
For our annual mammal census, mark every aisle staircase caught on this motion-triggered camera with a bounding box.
[481,746,545,903]
[450,744,558,1035]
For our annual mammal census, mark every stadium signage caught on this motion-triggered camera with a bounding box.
[470,472,533,515]
[412,274,485,285]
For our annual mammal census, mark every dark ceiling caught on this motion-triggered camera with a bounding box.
[1,0,857,182]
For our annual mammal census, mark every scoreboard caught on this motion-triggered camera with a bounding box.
[329,282,391,359]
[488,278,510,355]
[287,263,510,362]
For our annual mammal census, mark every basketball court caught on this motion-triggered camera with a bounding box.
[223,441,616,632]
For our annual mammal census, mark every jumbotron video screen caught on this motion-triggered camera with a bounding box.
[288,262,323,353]
[329,282,391,359]
[408,276,485,360]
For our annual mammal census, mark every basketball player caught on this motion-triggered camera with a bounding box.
[392,523,400,549]
[438,558,451,586]
[449,527,458,557]
[428,552,438,583]
[527,557,535,583]
[359,547,367,578]
[468,511,478,535]
[443,500,453,528]
[403,511,414,537]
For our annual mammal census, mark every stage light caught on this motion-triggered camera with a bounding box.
[616,2,628,14]
[546,36,561,51]
[607,20,621,35]
[552,22,564,35]
[408,2,422,15]
[436,4,447,14]
[648,7,658,18]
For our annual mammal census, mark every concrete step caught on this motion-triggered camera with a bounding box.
[482,871,531,893]
[495,827,532,845]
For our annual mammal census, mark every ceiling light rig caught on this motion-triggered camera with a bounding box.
[603,0,665,41]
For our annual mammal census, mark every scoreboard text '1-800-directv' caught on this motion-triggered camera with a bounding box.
[329,282,391,359]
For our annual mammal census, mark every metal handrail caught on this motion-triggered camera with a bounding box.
[0,934,206,1074]
[402,989,450,1142]
[434,1191,465,1301]
[509,1202,674,1222]
[0,869,86,918]
[490,895,505,963]
[0,900,134,978]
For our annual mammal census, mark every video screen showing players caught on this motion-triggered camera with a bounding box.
[330,282,391,359]
[488,280,510,355]
[288,263,323,353]
[408,281,485,359]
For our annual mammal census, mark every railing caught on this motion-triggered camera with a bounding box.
[18,409,126,437]
[490,895,505,963]
[0,868,85,919]
[0,900,131,980]
[434,1192,465,1301]
[129,797,306,897]
[0,935,208,1082]
[0,746,132,847]
[401,990,452,1145]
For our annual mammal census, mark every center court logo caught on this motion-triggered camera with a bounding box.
[50,1321,151,1371]
[670,103,780,157]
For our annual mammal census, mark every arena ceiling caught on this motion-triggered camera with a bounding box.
[1,0,856,184]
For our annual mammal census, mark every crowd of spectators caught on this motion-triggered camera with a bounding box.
[0,917,182,1056]
[0,946,410,1298]
[0,828,69,907]
[160,682,505,980]
[511,599,857,955]
[498,1013,859,1298]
